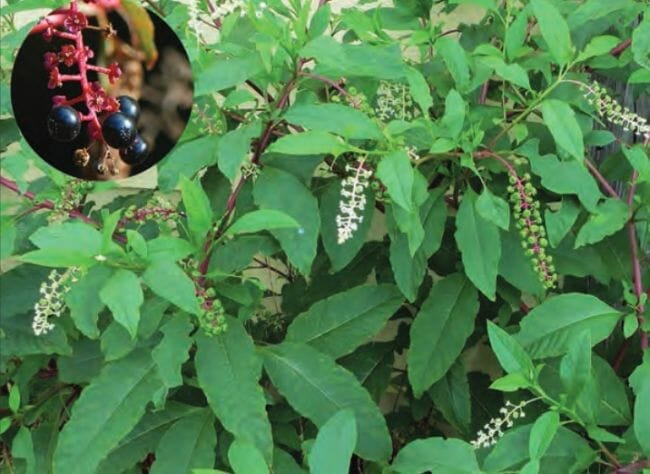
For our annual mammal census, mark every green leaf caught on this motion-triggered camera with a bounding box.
[97,402,202,473]
[388,189,447,301]
[64,266,111,339]
[308,410,357,474]
[266,131,348,157]
[516,293,621,358]
[622,145,650,183]
[321,180,375,272]
[158,136,219,192]
[180,176,213,244]
[490,372,532,392]
[152,314,193,390]
[376,150,415,212]
[143,260,201,315]
[559,331,592,407]
[262,342,391,461]
[428,360,471,435]
[284,104,382,140]
[196,56,264,96]
[405,67,433,114]
[455,189,501,300]
[498,229,546,297]
[8,384,20,413]
[300,36,406,80]
[487,321,535,378]
[228,440,269,474]
[436,36,470,91]
[629,353,650,456]
[53,350,162,474]
[632,18,650,69]
[545,198,581,247]
[12,426,36,474]
[253,167,320,275]
[21,222,102,267]
[408,274,479,397]
[195,318,273,463]
[577,35,621,61]
[147,236,195,263]
[225,210,299,237]
[439,89,466,140]
[531,0,573,66]
[151,410,217,474]
[483,424,597,473]
[286,284,403,359]
[575,198,629,248]
[540,100,584,161]
[477,55,531,89]
[529,412,560,460]
[476,187,510,230]
[99,269,143,338]
[217,121,263,182]
[528,152,601,213]
[391,438,480,474]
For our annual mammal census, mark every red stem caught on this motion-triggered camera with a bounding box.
[0,175,125,243]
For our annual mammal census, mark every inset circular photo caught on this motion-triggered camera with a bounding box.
[11,0,193,180]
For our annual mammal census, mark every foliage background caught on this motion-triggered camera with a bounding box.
[0,0,649,473]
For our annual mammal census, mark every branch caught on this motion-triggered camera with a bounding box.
[196,62,303,282]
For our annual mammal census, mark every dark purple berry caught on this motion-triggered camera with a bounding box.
[47,106,81,142]
[116,95,140,122]
[120,134,149,165]
[102,112,136,149]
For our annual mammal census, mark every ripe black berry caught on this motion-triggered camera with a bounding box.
[116,96,140,122]
[120,134,149,165]
[102,112,136,149]
[47,106,81,142]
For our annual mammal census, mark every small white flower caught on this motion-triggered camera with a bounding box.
[581,81,650,140]
[470,400,529,449]
[255,10,263,18]
[32,267,79,336]
[94,254,107,262]
[336,159,372,244]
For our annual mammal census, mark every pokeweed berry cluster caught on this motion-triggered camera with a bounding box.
[507,172,558,289]
[40,0,149,173]
[48,179,94,222]
[182,259,228,336]
[121,196,179,228]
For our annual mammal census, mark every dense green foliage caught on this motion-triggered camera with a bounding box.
[1,0,649,473]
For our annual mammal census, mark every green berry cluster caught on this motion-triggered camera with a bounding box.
[48,180,94,223]
[507,173,557,289]
[331,86,373,116]
[196,287,228,336]
[123,195,178,226]
[182,258,228,336]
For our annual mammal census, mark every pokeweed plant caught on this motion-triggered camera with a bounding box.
[0,0,649,473]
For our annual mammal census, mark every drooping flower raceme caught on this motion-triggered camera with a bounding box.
[336,159,372,244]
[471,400,528,449]
[581,81,649,141]
[32,268,79,336]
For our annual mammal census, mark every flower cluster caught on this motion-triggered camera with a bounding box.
[581,81,649,141]
[336,159,372,244]
[48,180,94,223]
[41,1,122,140]
[508,172,557,289]
[471,400,527,449]
[32,268,80,336]
[373,81,417,122]
[122,196,179,227]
